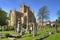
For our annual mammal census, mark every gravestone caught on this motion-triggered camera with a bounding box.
[8,37,16,40]
[17,21,19,33]
[4,25,7,30]
[16,19,21,33]
[2,26,4,31]
[20,27,24,35]
[26,20,29,33]
[29,27,32,34]
[2,25,7,31]
[0,34,4,38]
[32,23,37,36]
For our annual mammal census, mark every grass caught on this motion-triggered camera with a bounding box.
[44,33,60,40]
[0,27,60,40]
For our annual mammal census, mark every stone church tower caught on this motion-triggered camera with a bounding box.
[9,4,36,27]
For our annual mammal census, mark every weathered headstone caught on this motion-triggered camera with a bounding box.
[49,32,51,35]
[2,25,7,31]
[8,37,16,40]
[4,25,7,30]
[17,21,19,33]
[29,27,32,34]
[20,27,24,35]
[0,34,4,38]
[32,23,37,36]
[16,19,21,33]
[26,21,29,33]
[26,16,30,33]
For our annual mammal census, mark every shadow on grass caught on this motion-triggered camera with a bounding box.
[36,35,49,40]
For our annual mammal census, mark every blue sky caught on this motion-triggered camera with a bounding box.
[0,0,60,22]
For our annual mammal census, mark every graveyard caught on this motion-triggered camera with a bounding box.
[0,26,60,40]
[0,0,60,40]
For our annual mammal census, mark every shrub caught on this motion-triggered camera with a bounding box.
[5,33,11,37]
[0,26,2,31]
[7,26,15,31]
[22,23,26,29]
[0,28,2,31]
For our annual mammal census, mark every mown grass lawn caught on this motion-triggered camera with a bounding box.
[44,33,60,40]
[0,27,60,40]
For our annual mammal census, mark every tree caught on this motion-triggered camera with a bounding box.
[55,19,58,33]
[57,10,60,17]
[55,10,60,33]
[57,17,60,24]
[38,6,49,28]
[57,10,60,24]
[0,9,7,26]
